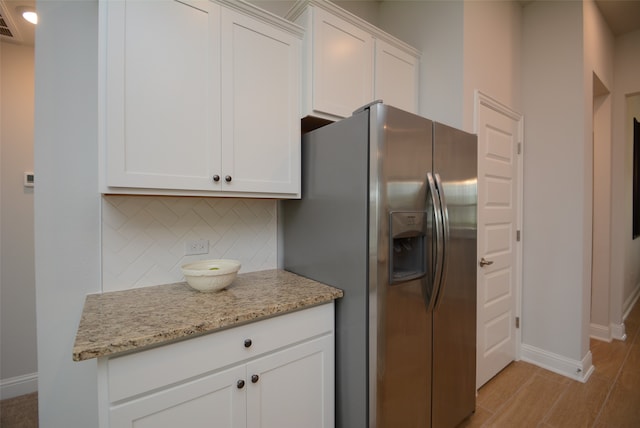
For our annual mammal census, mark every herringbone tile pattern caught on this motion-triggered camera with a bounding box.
[102,196,277,291]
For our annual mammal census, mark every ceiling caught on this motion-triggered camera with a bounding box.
[0,0,638,46]
[594,0,640,36]
[0,0,35,45]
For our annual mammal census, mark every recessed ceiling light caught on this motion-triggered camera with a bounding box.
[22,10,38,25]
[16,6,38,25]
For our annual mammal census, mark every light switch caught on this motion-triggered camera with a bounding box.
[24,172,34,187]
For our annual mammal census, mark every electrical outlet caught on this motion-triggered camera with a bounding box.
[185,239,209,256]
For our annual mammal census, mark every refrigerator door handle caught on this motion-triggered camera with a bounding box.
[426,172,444,312]
[433,173,449,311]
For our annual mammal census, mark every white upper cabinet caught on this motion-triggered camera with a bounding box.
[221,7,301,195]
[288,0,420,121]
[100,0,302,198]
[102,0,220,192]
[374,39,419,115]
[307,6,374,119]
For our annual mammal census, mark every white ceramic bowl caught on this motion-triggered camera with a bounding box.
[180,259,241,292]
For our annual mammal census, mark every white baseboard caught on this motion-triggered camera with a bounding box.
[0,372,38,400]
[520,344,594,383]
[623,284,640,320]
[590,323,612,342]
[611,321,627,341]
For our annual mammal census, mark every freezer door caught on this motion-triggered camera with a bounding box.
[432,122,478,427]
[368,104,434,427]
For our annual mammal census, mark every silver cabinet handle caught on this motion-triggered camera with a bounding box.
[479,257,494,267]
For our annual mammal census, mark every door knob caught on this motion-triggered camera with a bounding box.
[479,257,494,267]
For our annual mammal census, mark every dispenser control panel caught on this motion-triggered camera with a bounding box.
[389,211,427,284]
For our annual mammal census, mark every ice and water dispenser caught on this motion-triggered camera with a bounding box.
[389,211,427,284]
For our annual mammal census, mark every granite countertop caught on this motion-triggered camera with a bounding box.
[73,269,343,361]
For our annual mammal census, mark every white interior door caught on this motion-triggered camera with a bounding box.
[475,92,523,389]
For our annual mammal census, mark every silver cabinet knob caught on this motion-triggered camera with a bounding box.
[225,175,232,183]
[213,175,220,182]
[479,257,494,267]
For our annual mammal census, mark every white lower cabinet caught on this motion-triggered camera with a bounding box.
[245,336,332,427]
[110,365,246,428]
[98,304,335,428]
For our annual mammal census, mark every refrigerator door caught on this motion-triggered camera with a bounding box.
[432,122,478,427]
[368,104,434,427]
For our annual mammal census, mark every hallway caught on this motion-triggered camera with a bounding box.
[462,297,640,427]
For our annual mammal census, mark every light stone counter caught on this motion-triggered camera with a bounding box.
[73,269,343,361]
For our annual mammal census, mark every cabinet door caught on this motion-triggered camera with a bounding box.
[311,7,374,118]
[374,39,419,114]
[104,0,221,191]
[220,9,301,196]
[246,335,334,428]
[109,365,245,428]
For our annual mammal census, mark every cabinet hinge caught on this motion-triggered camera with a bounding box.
[516,317,520,328]
[517,142,522,154]
[516,230,521,241]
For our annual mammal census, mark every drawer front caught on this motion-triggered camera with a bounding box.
[107,303,334,402]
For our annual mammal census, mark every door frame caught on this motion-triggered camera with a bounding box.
[473,90,524,366]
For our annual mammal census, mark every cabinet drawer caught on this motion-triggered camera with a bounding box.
[106,303,334,402]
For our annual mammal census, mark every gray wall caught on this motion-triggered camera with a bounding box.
[378,0,464,129]
[0,42,38,399]
[521,0,590,362]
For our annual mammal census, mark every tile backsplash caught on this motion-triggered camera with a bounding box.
[102,196,277,292]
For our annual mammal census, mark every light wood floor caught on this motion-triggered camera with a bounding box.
[461,298,640,427]
[2,299,639,428]
[0,391,38,428]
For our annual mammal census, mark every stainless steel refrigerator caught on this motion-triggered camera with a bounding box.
[281,102,477,427]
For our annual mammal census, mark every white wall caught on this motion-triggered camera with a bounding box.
[0,41,38,399]
[34,1,101,426]
[335,0,380,26]
[521,0,591,368]
[462,0,523,130]
[591,86,613,338]
[249,1,379,24]
[584,0,615,341]
[247,0,295,17]
[378,0,464,128]
[379,0,522,132]
[611,29,640,322]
